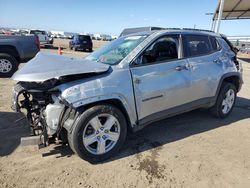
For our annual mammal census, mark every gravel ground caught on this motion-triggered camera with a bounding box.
[0,43,250,188]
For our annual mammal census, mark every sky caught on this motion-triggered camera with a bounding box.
[0,0,249,36]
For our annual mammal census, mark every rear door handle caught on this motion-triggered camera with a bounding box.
[134,77,141,84]
[213,59,221,64]
[175,65,188,71]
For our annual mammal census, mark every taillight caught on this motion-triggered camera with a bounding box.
[35,35,40,50]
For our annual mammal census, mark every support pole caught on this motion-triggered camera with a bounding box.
[216,0,225,33]
[211,19,216,31]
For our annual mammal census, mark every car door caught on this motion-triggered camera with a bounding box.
[130,34,193,122]
[182,34,223,101]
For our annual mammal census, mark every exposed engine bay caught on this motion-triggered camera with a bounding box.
[10,53,111,146]
[12,80,76,146]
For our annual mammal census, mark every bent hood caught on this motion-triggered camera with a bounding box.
[12,52,110,82]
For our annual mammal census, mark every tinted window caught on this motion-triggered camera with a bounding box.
[183,35,211,57]
[218,38,231,51]
[30,30,46,35]
[210,36,221,51]
[141,36,178,64]
[78,35,91,41]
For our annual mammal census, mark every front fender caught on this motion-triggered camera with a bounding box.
[58,68,138,127]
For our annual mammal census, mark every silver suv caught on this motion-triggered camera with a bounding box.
[12,29,243,162]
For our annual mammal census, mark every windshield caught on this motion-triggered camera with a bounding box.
[85,35,148,65]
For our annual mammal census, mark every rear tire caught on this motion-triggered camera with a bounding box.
[68,104,127,163]
[210,82,237,118]
[0,53,19,77]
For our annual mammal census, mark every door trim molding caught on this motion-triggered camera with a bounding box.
[133,97,216,132]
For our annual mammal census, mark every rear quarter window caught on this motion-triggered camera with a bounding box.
[183,35,212,57]
[218,37,231,51]
[210,36,221,51]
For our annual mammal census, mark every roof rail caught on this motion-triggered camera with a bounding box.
[164,28,215,33]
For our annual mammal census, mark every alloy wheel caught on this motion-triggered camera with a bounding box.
[82,114,121,155]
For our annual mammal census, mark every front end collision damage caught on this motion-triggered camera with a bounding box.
[11,60,137,146]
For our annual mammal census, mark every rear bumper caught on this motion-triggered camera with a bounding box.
[74,44,92,49]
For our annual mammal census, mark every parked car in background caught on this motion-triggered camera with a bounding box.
[100,34,112,41]
[69,34,93,51]
[119,26,165,37]
[111,35,118,40]
[0,35,40,77]
[93,34,101,40]
[12,28,242,162]
[46,32,54,45]
[28,29,51,47]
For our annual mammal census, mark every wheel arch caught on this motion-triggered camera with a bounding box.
[0,45,20,62]
[216,72,242,98]
[75,98,134,132]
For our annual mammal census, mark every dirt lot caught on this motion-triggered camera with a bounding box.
[0,42,250,187]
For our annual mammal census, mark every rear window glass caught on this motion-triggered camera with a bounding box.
[78,35,91,41]
[183,35,211,57]
[30,30,46,35]
[210,36,221,51]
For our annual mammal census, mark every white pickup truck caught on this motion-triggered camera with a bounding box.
[28,30,51,47]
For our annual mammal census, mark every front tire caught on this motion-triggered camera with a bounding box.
[68,104,127,163]
[210,82,237,118]
[0,53,18,77]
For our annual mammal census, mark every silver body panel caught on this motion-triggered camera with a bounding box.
[131,59,192,120]
[12,52,110,82]
[12,30,243,129]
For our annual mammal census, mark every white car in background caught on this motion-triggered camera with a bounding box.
[28,29,51,47]
[93,34,101,40]
[100,34,112,41]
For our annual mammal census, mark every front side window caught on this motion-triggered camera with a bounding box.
[183,35,211,57]
[135,36,179,65]
[85,35,148,65]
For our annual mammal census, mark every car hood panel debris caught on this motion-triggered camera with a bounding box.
[12,52,110,82]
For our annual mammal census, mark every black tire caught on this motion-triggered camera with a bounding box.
[89,48,93,52]
[68,104,127,163]
[73,47,77,51]
[210,82,237,118]
[0,53,19,77]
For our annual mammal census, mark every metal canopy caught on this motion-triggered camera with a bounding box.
[213,0,250,20]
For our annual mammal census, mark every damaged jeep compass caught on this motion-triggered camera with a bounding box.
[12,29,243,163]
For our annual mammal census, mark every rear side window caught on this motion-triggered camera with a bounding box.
[210,36,221,51]
[183,35,211,57]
